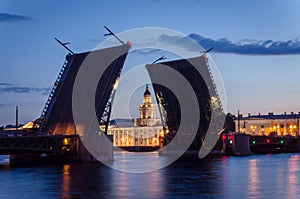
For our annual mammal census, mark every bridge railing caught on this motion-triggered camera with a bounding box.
[0,134,78,155]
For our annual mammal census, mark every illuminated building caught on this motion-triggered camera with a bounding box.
[235,112,300,136]
[135,85,161,126]
[107,85,163,148]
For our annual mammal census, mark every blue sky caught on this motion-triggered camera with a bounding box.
[1,0,300,125]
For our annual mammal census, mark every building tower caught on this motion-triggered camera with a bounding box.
[139,85,157,126]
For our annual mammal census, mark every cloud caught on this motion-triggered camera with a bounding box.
[0,13,31,22]
[0,83,12,86]
[0,83,51,95]
[0,104,11,107]
[159,34,201,52]
[159,33,300,55]
[130,48,163,55]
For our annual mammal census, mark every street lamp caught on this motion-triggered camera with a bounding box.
[250,125,257,135]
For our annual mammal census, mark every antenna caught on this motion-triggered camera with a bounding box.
[200,47,214,54]
[104,26,125,45]
[152,55,166,64]
[16,106,18,130]
[54,37,75,55]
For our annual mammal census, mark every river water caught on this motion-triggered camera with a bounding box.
[0,153,299,199]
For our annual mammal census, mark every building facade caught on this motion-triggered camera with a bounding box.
[107,85,163,147]
[235,112,300,136]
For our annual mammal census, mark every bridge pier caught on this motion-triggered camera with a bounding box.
[221,134,252,156]
[221,133,300,155]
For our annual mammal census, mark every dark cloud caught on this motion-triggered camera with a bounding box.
[159,33,300,55]
[0,13,32,22]
[159,34,201,52]
[190,33,300,55]
[0,83,51,95]
[0,104,11,107]
[130,48,163,55]
[0,83,12,86]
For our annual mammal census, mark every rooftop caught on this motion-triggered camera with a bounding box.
[109,119,134,128]
[238,112,300,120]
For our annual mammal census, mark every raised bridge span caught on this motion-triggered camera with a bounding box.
[0,43,130,161]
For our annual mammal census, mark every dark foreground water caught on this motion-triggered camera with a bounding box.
[0,153,299,199]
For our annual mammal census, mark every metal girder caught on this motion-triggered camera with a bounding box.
[0,135,78,155]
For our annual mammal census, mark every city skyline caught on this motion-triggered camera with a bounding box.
[1,0,300,125]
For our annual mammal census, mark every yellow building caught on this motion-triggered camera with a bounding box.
[235,112,300,136]
[107,85,163,147]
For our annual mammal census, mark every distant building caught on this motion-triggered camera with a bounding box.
[107,85,163,147]
[134,85,161,127]
[234,112,300,136]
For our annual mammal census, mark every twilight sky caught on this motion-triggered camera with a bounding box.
[1,0,300,125]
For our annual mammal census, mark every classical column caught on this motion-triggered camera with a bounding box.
[284,123,287,136]
[126,131,129,146]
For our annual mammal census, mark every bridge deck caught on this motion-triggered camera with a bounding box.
[0,134,78,155]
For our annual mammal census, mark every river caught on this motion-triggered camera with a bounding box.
[0,153,299,199]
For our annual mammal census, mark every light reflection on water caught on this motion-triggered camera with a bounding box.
[62,164,71,199]
[287,155,299,199]
[0,153,299,199]
[110,151,169,173]
[248,159,260,199]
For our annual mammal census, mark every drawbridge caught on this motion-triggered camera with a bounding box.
[0,42,130,160]
[39,44,130,135]
[146,55,225,152]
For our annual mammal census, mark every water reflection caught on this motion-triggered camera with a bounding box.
[287,155,299,199]
[248,159,260,198]
[59,155,225,198]
[1,154,300,198]
[110,151,171,173]
[163,157,223,198]
[111,169,164,199]
[62,164,71,199]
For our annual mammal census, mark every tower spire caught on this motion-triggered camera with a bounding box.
[144,84,151,96]
[139,84,156,126]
